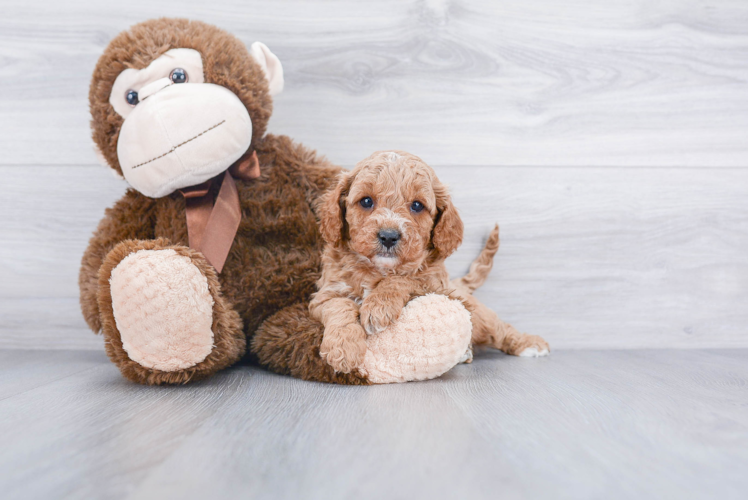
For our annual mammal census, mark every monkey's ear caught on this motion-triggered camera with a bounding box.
[317,171,354,247]
[250,42,284,96]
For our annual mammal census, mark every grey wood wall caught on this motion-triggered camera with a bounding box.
[1,0,747,350]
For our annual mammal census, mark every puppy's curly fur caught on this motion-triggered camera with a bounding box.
[310,151,550,373]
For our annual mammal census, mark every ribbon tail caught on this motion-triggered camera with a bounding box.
[181,155,257,273]
[198,171,242,273]
[184,195,213,250]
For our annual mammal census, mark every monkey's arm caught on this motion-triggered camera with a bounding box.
[79,189,156,333]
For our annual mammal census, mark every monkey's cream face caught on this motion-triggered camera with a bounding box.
[108,44,282,198]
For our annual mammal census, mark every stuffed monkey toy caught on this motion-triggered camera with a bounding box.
[80,18,472,385]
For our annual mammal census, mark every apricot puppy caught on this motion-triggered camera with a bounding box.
[310,151,549,373]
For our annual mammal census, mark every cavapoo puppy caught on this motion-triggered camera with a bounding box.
[310,151,550,373]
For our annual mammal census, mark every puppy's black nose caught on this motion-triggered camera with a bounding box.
[378,229,401,249]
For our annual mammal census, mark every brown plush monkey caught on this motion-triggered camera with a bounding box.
[81,18,474,385]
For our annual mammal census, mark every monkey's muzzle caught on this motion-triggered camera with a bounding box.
[117,80,252,198]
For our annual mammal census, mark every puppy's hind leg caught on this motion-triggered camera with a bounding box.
[450,224,548,357]
[466,296,550,357]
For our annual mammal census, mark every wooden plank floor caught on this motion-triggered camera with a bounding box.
[1,349,746,500]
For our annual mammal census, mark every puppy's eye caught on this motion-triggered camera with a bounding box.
[169,68,188,84]
[126,89,139,106]
[411,201,425,213]
[359,197,374,209]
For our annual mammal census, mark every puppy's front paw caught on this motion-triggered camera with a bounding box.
[360,297,403,335]
[320,323,367,373]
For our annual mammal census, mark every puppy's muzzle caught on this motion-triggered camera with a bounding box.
[378,229,401,249]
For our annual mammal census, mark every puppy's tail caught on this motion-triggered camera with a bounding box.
[451,224,500,294]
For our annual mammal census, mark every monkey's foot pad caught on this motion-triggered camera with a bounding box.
[109,248,215,371]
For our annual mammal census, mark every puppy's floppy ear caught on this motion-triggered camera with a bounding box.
[431,181,464,258]
[318,171,354,247]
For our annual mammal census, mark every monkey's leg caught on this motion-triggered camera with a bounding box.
[252,294,472,384]
[97,239,246,385]
[251,304,370,385]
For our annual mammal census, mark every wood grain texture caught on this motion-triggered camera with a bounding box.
[2,165,747,349]
[0,349,746,499]
[2,4,747,497]
[1,0,748,166]
[1,1,748,350]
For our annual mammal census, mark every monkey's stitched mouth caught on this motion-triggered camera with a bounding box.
[130,120,226,170]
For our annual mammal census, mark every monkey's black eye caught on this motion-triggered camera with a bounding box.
[126,90,139,106]
[359,197,374,209]
[411,201,425,213]
[169,68,188,84]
